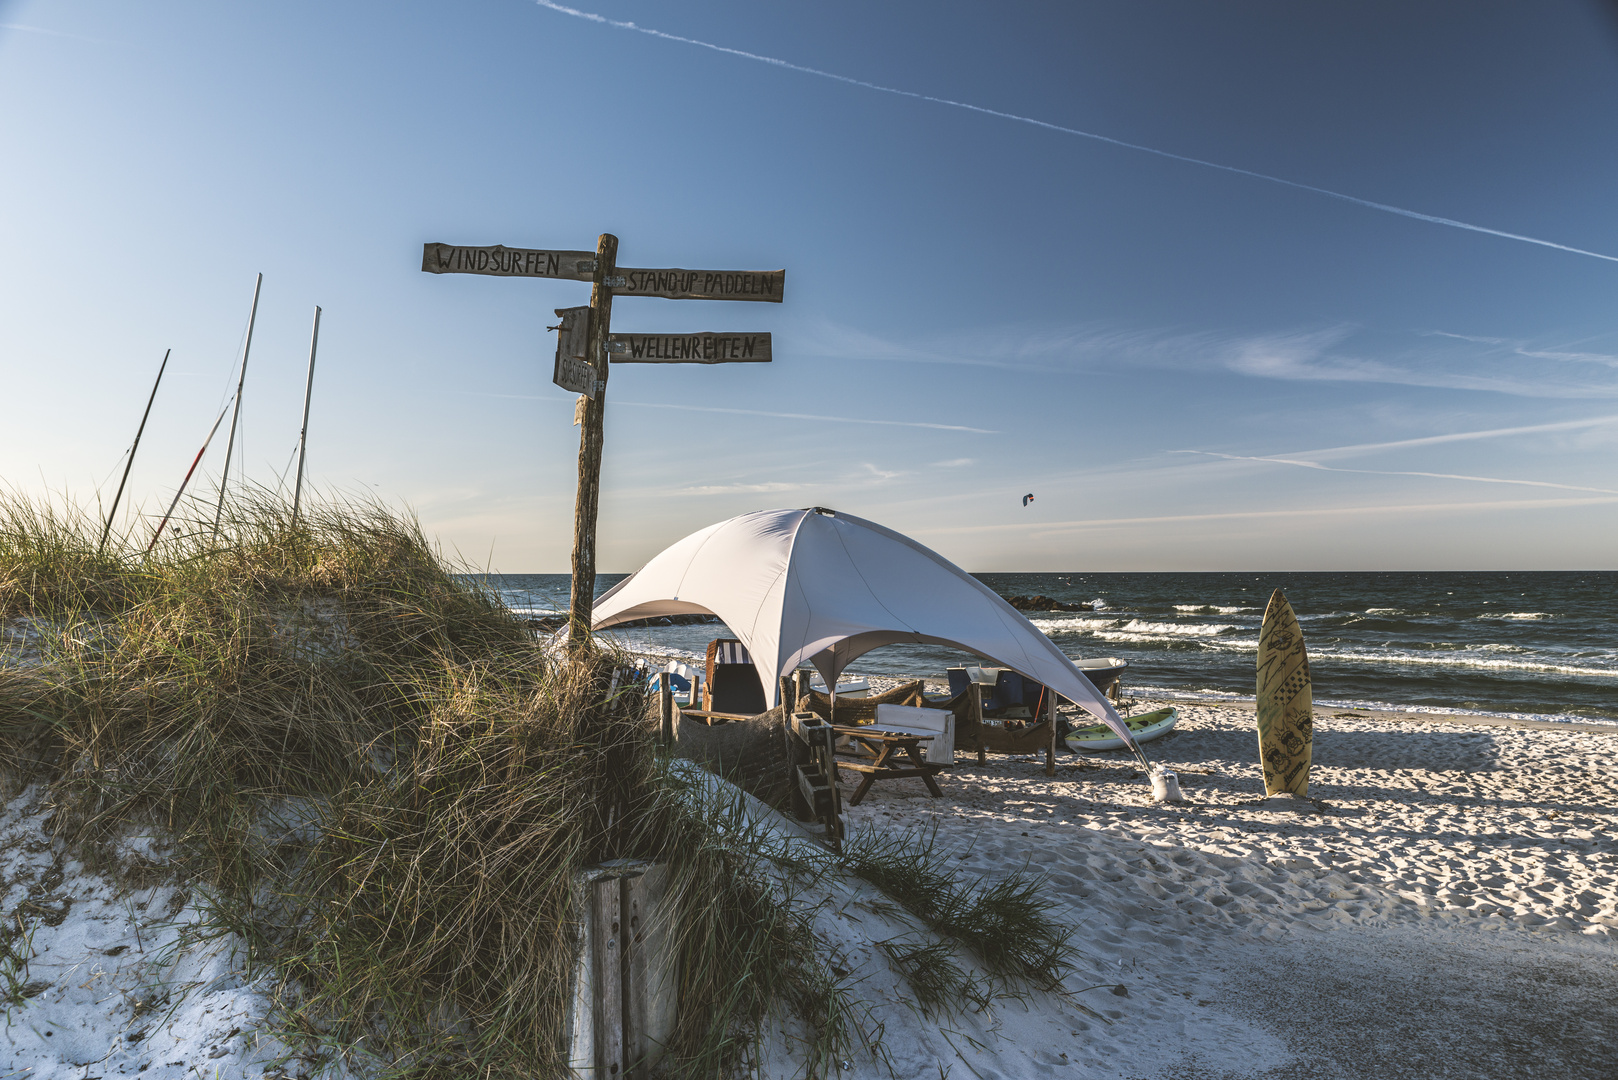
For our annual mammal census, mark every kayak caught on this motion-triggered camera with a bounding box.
[1066,706,1179,752]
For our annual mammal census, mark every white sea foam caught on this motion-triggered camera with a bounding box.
[1088,597,1109,610]
[1312,648,1618,678]
[1365,607,1403,614]
[1173,604,1254,614]
[1031,617,1119,632]
[1477,612,1554,620]
[1118,619,1237,637]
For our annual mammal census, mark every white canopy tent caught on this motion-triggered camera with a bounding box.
[591,507,1140,749]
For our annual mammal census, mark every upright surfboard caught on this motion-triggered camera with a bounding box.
[1256,588,1312,796]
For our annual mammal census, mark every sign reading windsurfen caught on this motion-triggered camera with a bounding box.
[421,243,597,280]
[608,332,771,364]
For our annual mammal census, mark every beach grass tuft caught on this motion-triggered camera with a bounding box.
[0,490,855,1077]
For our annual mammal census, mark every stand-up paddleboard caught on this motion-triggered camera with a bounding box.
[1256,589,1312,796]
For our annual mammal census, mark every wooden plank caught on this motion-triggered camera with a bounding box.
[659,685,673,746]
[611,267,785,302]
[592,876,623,1079]
[609,332,771,364]
[622,866,676,1077]
[552,306,597,398]
[421,242,596,280]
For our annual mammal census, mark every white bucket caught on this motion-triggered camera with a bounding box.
[1150,766,1184,804]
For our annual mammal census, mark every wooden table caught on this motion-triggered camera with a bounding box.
[830,725,946,806]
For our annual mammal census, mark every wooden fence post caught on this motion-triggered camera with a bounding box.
[1045,691,1057,777]
[970,682,986,765]
[659,684,674,746]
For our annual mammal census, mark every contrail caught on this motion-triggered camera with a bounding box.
[918,494,1618,537]
[456,390,995,432]
[534,0,1618,266]
[1281,413,1618,460]
[1172,450,1618,496]
[616,400,996,433]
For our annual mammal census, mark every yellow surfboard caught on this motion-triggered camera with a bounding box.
[1256,588,1313,796]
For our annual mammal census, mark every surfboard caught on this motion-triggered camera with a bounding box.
[1256,588,1313,796]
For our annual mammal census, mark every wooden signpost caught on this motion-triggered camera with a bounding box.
[423,234,784,648]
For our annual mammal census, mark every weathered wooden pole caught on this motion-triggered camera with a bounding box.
[1045,690,1057,777]
[291,306,322,525]
[213,273,262,541]
[568,233,618,650]
[101,349,169,554]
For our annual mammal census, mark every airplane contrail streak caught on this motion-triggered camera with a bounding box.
[1172,450,1618,496]
[534,0,1618,266]
[456,390,995,432]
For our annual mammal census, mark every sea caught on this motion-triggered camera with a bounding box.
[475,571,1618,726]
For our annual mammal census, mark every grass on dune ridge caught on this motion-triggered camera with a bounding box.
[0,491,1075,1078]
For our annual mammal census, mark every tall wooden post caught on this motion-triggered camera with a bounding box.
[569,233,618,650]
[970,682,986,765]
[1045,691,1057,777]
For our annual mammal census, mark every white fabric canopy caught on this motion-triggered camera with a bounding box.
[591,507,1139,749]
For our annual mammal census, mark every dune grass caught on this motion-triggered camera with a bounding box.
[0,490,1077,1077]
[0,491,860,1077]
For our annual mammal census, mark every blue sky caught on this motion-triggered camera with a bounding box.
[3,1,1617,571]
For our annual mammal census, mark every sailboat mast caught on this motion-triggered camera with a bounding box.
[212,272,262,540]
[291,306,321,524]
[100,348,170,554]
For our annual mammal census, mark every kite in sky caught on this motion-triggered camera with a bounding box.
[1022,493,1035,507]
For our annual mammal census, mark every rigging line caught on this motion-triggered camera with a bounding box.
[534,0,1618,266]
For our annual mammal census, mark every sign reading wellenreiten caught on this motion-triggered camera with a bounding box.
[422,243,597,280]
[609,332,771,364]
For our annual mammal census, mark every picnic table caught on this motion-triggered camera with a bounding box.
[830,724,946,806]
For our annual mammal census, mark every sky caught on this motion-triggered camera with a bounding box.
[3,1,1617,572]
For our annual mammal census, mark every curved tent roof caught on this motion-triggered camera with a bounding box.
[591,507,1139,747]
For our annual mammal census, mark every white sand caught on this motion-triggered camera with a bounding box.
[6,701,1615,1078]
[807,699,1618,1078]
[0,788,311,1080]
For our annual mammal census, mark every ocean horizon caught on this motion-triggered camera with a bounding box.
[470,570,1618,727]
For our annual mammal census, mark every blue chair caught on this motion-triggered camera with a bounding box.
[946,668,972,699]
[982,670,1024,713]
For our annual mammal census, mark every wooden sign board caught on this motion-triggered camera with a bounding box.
[609,332,771,364]
[552,306,597,397]
[423,243,597,281]
[610,268,785,303]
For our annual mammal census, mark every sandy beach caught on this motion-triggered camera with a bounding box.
[5,696,1615,1079]
[780,697,1618,1079]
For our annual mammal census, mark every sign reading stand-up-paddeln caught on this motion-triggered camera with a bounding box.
[422,236,786,649]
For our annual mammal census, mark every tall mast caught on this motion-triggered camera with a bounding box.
[100,348,169,554]
[291,306,321,525]
[212,272,262,540]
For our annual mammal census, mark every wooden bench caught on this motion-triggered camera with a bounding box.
[830,725,946,806]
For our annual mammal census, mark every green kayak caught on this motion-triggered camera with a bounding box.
[1066,706,1179,752]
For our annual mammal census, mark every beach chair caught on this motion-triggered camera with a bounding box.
[703,638,767,716]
